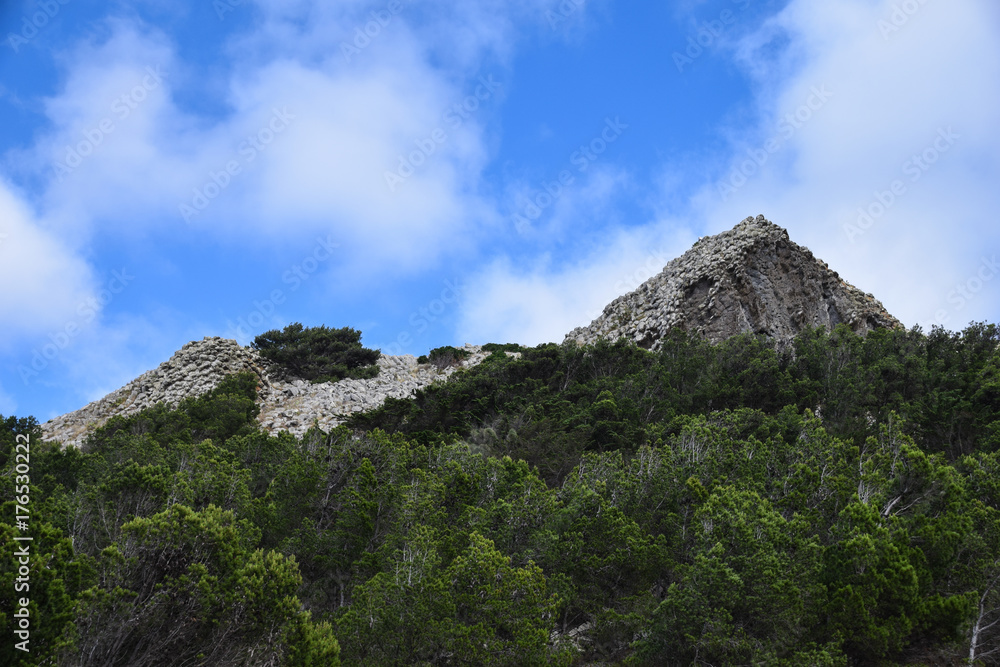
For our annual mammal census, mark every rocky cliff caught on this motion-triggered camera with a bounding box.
[41,337,493,447]
[565,215,901,349]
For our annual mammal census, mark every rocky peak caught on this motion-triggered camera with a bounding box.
[565,214,901,349]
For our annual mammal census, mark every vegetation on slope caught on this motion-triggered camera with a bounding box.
[416,345,472,369]
[1,323,999,665]
[251,322,380,382]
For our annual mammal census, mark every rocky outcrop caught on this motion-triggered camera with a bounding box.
[41,337,491,447]
[565,215,901,349]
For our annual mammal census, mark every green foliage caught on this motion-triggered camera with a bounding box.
[416,344,471,368]
[82,371,261,454]
[7,320,1000,664]
[252,322,380,383]
[481,342,527,354]
[441,532,563,664]
[639,487,821,663]
[337,528,565,666]
[0,520,95,666]
[0,414,43,469]
[64,504,338,666]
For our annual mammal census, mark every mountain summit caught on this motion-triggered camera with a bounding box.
[565,215,901,349]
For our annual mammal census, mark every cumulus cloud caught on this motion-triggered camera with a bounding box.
[224,58,494,267]
[0,180,96,345]
[24,21,180,239]
[17,3,570,272]
[457,223,696,345]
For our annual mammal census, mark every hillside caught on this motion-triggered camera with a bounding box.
[4,323,999,665]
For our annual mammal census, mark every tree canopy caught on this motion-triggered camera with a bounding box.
[252,322,380,383]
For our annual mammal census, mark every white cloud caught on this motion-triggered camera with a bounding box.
[457,223,696,345]
[224,58,493,267]
[18,7,538,272]
[20,21,180,240]
[455,159,658,345]
[0,180,96,345]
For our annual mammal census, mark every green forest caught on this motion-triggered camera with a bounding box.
[2,323,1000,665]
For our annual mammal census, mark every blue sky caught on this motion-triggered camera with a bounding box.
[2,0,999,422]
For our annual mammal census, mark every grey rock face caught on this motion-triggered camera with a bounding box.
[41,337,490,447]
[565,215,901,349]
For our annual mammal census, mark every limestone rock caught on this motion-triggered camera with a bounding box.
[564,215,901,349]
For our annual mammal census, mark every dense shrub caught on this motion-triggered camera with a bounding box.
[252,323,379,383]
[416,345,471,369]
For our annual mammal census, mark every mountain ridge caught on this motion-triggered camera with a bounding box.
[42,214,903,446]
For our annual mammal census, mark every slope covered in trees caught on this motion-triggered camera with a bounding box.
[2,323,999,665]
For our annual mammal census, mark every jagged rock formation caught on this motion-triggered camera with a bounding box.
[565,215,901,349]
[41,337,492,447]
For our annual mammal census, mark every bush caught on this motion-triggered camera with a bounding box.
[481,343,525,354]
[417,345,471,370]
[252,323,380,383]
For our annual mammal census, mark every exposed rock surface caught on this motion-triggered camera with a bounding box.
[565,215,901,349]
[41,337,491,447]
